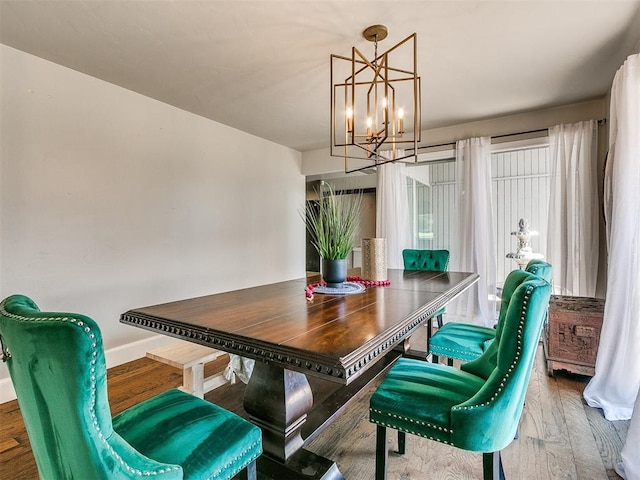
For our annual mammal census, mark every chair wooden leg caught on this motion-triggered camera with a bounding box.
[483,451,505,480]
[397,430,406,454]
[238,460,257,480]
[436,313,443,328]
[376,425,388,480]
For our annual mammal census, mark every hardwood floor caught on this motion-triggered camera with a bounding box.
[0,341,628,479]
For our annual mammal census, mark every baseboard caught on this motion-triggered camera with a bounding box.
[103,334,179,369]
[0,334,179,404]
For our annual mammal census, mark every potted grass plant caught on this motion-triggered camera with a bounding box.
[304,184,363,288]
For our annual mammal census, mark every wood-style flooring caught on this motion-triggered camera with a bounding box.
[0,337,629,480]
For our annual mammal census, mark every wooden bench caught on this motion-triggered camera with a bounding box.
[146,341,229,398]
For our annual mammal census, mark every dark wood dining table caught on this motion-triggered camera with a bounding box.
[120,268,478,479]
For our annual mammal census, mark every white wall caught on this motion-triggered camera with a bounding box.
[0,45,306,396]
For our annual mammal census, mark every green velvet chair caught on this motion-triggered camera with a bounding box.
[429,259,552,366]
[402,249,450,338]
[0,294,262,480]
[369,269,551,480]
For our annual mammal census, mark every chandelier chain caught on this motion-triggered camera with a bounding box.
[373,35,378,67]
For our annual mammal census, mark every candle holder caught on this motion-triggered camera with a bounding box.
[361,238,387,281]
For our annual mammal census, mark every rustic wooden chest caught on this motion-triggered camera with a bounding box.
[543,295,605,376]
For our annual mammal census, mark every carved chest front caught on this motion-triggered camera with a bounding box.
[543,295,605,376]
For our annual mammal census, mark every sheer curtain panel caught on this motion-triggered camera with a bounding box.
[376,161,411,269]
[450,137,497,327]
[619,386,640,480]
[546,120,599,296]
[584,53,640,424]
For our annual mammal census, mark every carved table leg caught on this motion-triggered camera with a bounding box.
[243,361,313,461]
[243,362,343,479]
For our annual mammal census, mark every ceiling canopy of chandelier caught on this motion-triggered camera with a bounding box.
[331,25,421,173]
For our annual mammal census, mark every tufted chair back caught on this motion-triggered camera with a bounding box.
[402,249,450,272]
[452,272,551,451]
[0,294,262,480]
[461,269,542,380]
[0,295,182,479]
[525,259,553,283]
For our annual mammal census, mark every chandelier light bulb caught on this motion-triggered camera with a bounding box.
[382,97,388,123]
[346,107,354,133]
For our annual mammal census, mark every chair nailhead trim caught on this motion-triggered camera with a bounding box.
[370,408,452,434]
[429,344,479,360]
[451,286,534,412]
[369,412,453,445]
[0,303,181,477]
[207,439,261,480]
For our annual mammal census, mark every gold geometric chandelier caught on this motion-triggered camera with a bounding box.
[331,25,421,173]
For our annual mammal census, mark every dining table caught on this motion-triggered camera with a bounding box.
[120,268,478,479]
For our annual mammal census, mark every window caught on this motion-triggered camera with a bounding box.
[407,161,455,250]
[407,141,550,285]
[492,145,549,282]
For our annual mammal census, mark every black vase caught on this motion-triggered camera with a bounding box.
[322,258,347,288]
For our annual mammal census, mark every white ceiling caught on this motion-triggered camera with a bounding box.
[2,0,640,152]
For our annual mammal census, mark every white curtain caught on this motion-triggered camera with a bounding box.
[584,53,640,424]
[546,120,599,296]
[619,387,640,480]
[450,137,497,327]
[376,160,411,269]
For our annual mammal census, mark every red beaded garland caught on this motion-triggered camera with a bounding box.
[305,276,390,299]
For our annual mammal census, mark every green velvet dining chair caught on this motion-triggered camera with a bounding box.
[402,249,450,339]
[369,269,551,480]
[0,294,262,480]
[429,259,553,366]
